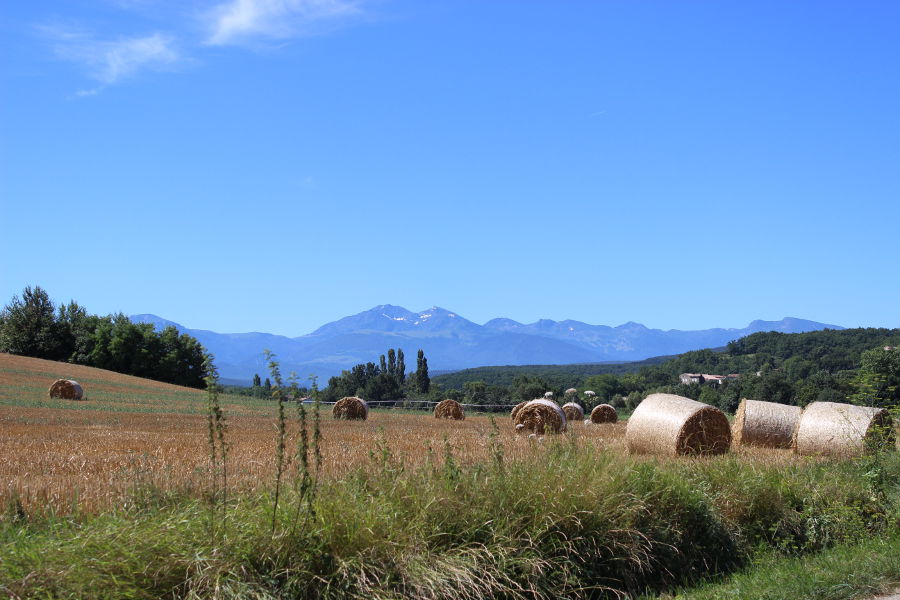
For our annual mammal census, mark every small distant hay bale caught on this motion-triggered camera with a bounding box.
[626,393,731,456]
[514,399,567,434]
[562,402,584,421]
[332,396,368,420]
[434,398,465,420]
[732,399,801,449]
[590,403,618,424]
[511,401,529,421]
[794,401,895,457]
[48,379,83,400]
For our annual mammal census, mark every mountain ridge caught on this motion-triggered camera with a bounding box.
[130,307,843,383]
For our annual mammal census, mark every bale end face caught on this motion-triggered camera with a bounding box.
[332,396,368,420]
[434,398,465,420]
[510,401,528,421]
[561,402,584,422]
[48,379,84,400]
[590,404,618,424]
[676,407,732,455]
[514,399,567,435]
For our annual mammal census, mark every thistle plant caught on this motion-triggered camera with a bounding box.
[265,349,287,536]
[204,353,227,537]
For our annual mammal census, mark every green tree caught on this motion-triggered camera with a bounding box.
[387,349,397,377]
[854,347,900,408]
[463,381,487,406]
[397,349,406,384]
[415,349,430,394]
[511,374,549,403]
[0,286,64,359]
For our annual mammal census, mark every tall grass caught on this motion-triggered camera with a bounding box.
[2,438,896,599]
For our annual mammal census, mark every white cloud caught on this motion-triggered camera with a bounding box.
[205,0,360,46]
[44,26,181,93]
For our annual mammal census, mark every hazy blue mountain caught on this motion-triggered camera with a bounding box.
[131,307,843,384]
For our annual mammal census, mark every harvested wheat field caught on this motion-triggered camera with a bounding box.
[0,354,831,518]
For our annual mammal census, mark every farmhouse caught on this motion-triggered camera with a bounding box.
[679,373,740,385]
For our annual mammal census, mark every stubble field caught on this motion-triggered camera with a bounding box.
[1,352,805,518]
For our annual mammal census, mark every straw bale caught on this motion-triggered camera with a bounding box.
[626,393,731,456]
[732,399,801,449]
[590,403,618,424]
[510,401,529,421]
[434,398,465,420]
[48,379,83,400]
[562,402,584,422]
[514,399,567,434]
[794,401,895,457]
[332,396,368,420]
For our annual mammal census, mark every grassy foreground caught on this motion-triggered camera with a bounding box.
[3,436,898,600]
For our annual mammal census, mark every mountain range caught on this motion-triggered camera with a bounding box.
[131,306,842,384]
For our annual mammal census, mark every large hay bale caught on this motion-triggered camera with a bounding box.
[732,399,801,449]
[626,393,731,456]
[510,400,528,421]
[514,399,567,434]
[561,402,584,422]
[590,403,618,424]
[48,379,83,400]
[332,396,368,420]
[434,398,465,420]
[794,401,895,457]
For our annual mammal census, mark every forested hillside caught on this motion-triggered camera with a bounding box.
[428,328,900,412]
[433,355,674,390]
[0,286,207,388]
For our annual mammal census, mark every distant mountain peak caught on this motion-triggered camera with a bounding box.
[130,308,843,382]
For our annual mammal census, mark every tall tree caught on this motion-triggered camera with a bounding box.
[387,348,397,377]
[397,348,406,384]
[416,349,430,393]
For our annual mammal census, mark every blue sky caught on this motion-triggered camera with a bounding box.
[2,0,899,336]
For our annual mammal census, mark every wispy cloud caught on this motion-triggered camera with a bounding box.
[204,0,361,46]
[43,26,181,94]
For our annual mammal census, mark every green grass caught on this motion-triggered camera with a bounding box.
[668,533,900,600]
[2,440,897,599]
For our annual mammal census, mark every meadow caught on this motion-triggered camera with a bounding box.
[1,353,898,599]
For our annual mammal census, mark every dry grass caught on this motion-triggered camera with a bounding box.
[0,406,633,516]
[0,353,833,518]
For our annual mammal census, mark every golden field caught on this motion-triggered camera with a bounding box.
[1,353,802,517]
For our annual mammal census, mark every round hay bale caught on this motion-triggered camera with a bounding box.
[332,396,368,420]
[434,398,465,420]
[561,402,584,422]
[794,401,895,457]
[626,393,731,456]
[514,399,567,435]
[732,399,801,449]
[590,403,618,424]
[510,400,529,421]
[48,379,83,400]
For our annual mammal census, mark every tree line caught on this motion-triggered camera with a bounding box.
[0,286,207,388]
[431,328,900,412]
